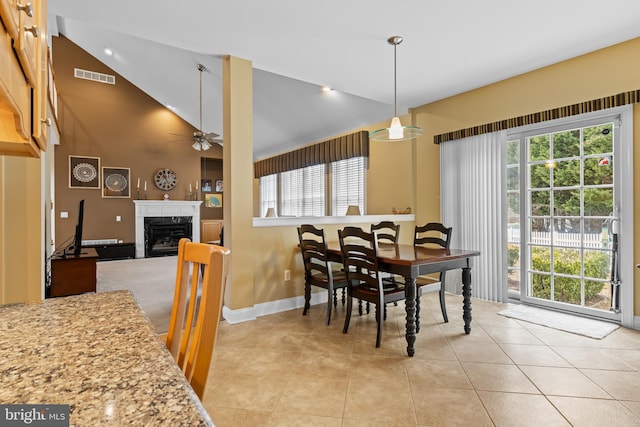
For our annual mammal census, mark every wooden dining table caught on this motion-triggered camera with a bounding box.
[326,242,480,357]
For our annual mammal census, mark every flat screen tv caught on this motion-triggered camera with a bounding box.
[69,199,84,256]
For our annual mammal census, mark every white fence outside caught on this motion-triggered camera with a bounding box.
[508,228,605,248]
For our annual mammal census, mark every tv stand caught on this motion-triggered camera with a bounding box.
[48,248,99,298]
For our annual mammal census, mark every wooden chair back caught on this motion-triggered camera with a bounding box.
[165,238,230,399]
[297,224,331,286]
[414,222,452,249]
[338,226,382,292]
[370,221,400,244]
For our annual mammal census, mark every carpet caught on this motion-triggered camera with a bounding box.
[97,256,177,334]
[498,304,619,339]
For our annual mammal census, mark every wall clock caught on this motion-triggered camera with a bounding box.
[154,168,177,191]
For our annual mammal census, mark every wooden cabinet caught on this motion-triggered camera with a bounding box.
[48,248,99,298]
[201,219,223,244]
[0,0,49,157]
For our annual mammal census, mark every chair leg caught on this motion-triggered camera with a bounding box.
[416,296,421,333]
[366,301,371,314]
[341,288,346,305]
[375,297,384,348]
[439,286,449,323]
[326,287,333,325]
[333,289,338,308]
[343,294,353,334]
[303,283,311,316]
[358,299,363,315]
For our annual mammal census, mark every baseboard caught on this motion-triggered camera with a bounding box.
[222,291,329,324]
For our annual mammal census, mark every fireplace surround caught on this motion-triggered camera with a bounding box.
[133,201,202,258]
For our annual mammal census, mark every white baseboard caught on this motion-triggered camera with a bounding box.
[222,291,329,324]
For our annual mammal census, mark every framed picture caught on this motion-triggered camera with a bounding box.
[215,179,223,192]
[102,167,131,198]
[201,179,212,192]
[69,156,100,189]
[205,193,222,208]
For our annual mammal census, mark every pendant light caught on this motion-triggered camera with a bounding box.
[370,36,424,142]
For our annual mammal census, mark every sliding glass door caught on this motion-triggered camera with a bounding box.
[507,113,624,321]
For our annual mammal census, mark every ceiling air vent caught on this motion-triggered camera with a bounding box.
[73,68,116,85]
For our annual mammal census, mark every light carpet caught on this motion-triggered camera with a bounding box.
[97,256,177,334]
[498,304,619,339]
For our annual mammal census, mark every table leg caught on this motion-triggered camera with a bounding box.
[462,266,472,334]
[404,276,417,357]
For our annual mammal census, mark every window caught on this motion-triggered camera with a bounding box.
[259,157,365,217]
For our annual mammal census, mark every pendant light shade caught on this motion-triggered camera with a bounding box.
[370,36,424,142]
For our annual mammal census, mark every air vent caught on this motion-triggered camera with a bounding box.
[74,68,116,85]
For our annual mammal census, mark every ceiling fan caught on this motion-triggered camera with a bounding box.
[169,63,222,151]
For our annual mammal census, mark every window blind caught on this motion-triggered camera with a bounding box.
[280,164,325,216]
[331,157,365,216]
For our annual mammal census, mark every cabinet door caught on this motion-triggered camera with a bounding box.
[15,0,37,85]
[31,0,48,149]
[0,0,19,39]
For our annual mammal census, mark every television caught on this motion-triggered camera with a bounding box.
[67,199,84,256]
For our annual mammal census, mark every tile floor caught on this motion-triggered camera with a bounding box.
[201,293,640,426]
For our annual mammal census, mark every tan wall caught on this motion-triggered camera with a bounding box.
[411,37,640,317]
[52,36,222,247]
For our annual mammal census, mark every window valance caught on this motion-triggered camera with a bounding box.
[433,89,640,144]
[254,130,369,178]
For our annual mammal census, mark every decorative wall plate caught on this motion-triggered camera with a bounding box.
[154,168,177,190]
[105,173,127,192]
[73,162,98,182]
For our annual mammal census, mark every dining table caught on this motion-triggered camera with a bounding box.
[326,242,480,357]
[0,290,213,426]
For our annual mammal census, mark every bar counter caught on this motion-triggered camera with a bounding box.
[0,290,213,426]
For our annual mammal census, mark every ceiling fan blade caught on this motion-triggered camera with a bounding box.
[203,132,220,139]
[169,132,191,138]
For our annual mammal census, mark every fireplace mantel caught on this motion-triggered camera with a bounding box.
[133,200,203,258]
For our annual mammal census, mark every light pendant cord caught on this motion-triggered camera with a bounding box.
[393,40,397,118]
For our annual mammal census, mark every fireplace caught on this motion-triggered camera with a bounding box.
[133,201,202,258]
[144,217,192,257]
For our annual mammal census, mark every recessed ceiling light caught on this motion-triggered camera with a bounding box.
[322,86,333,93]
[166,104,176,111]
[104,48,113,56]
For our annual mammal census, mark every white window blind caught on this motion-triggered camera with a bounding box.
[332,157,365,216]
[259,174,277,217]
[280,164,325,216]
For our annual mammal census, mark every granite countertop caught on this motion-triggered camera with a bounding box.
[0,291,213,426]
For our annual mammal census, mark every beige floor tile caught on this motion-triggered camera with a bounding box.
[621,400,640,417]
[203,372,288,411]
[581,369,640,401]
[408,332,458,361]
[342,419,417,427]
[267,412,343,427]
[274,378,348,418]
[207,407,272,427]
[448,340,513,364]
[548,396,640,427]
[283,351,352,381]
[478,390,570,427]
[298,331,356,355]
[608,348,640,370]
[406,359,472,389]
[519,366,611,398]
[527,327,609,347]
[412,386,493,426]
[462,362,539,393]
[499,343,571,367]
[483,326,544,345]
[551,346,636,370]
[344,379,417,425]
[233,349,299,377]
[348,354,409,383]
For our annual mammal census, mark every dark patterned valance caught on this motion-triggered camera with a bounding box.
[254,130,369,178]
[434,89,640,144]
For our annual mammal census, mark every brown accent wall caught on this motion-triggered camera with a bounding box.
[52,36,222,247]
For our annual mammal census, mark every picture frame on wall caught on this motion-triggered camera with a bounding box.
[102,167,131,198]
[215,179,223,192]
[205,193,222,208]
[69,156,101,189]
[201,179,212,192]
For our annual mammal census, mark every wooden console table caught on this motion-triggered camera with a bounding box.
[48,248,99,298]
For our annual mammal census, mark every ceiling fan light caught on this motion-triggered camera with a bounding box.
[201,141,212,151]
[192,141,202,151]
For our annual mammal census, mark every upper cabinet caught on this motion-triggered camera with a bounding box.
[0,0,50,157]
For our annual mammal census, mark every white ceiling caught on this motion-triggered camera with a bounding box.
[48,0,640,160]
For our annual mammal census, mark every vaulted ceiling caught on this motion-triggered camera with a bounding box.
[48,0,640,160]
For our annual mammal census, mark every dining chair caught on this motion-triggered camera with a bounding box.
[165,238,230,399]
[368,221,401,314]
[414,222,453,328]
[297,224,348,325]
[339,226,406,347]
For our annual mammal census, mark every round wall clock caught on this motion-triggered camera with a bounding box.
[154,168,177,191]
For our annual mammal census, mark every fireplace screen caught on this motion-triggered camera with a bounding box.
[144,217,193,257]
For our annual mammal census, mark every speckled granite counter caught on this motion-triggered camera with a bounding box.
[0,290,213,426]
